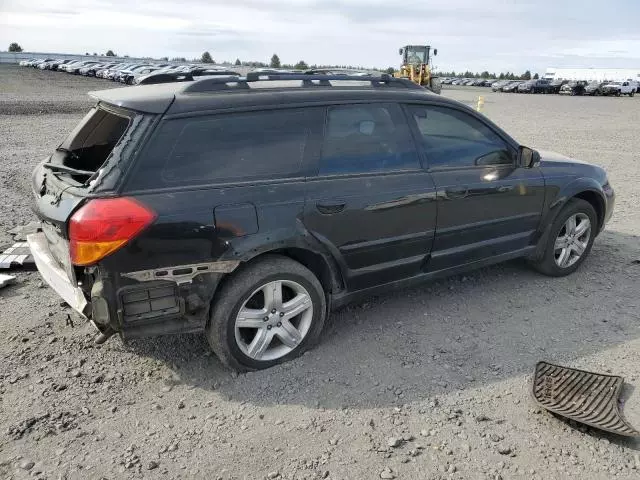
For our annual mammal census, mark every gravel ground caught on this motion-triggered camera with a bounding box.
[1,65,640,479]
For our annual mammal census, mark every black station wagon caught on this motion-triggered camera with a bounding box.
[28,73,615,370]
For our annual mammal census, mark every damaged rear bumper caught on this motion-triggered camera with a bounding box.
[27,232,232,340]
[27,233,88,316]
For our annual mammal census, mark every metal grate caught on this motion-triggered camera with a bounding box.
[119,284,181,323]
[533,361,639,436]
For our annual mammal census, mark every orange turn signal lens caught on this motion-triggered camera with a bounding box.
[70,239,129,266]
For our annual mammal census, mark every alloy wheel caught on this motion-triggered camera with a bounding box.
[234,280,314,361]
[554,213,591,268]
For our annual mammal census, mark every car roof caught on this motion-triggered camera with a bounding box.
[90,74,464,115]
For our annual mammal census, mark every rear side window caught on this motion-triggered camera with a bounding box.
[407,105,514,169]
[319,104,419,175]
[129,108,322,188]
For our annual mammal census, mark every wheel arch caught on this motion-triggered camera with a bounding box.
[210,239,344,321]
[531,179,605,261]
[548,178,606,230]
[573,190,605,232]
[269,247,341,296]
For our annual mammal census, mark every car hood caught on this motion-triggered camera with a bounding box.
[538,150,590,166]
[538,150,606,181]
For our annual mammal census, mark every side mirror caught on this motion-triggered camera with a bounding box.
[399,48,403,55]
[518,146,540,168]
[433,49,438,56]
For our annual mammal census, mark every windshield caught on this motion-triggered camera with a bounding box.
[405,47,428,64]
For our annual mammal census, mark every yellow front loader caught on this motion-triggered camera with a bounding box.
[394,45,441,94]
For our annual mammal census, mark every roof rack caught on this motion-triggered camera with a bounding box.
[181,73,425,93]
[303,68,375,76]
[137,70,239,85]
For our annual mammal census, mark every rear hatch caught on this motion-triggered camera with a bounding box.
[31,104,143,281]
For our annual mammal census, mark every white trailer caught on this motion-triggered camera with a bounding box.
[544,68,640,82]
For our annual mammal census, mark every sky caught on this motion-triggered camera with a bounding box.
[2,0,640,74]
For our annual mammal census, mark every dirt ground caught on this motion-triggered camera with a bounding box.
[1,65,640,480]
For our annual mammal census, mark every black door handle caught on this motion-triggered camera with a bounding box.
[316,201,346,214]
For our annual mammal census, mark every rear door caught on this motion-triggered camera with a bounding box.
[119,107,325,272]
[404,103,545,271]
[302,103,437,291]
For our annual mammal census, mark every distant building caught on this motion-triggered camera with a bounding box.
[544,68,640,82]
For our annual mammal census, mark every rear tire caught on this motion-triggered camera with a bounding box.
[530,199,597,277]
[206,255,327,371]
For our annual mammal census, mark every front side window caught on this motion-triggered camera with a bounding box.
[319,104,419,175]
[407,105,514,169]
[130,108,322,188]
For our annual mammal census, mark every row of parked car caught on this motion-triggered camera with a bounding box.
[18,57,240,85]
[442,76,639,97]
[441,78,498,87]
[492,78,638,96]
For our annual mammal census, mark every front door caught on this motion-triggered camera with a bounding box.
[303,103,437,291]
[404,103,545,271]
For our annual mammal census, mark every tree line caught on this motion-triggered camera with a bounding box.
[237,54,369,71]
[200,52,377,71]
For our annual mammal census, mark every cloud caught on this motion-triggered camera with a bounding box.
[1,0,640,72]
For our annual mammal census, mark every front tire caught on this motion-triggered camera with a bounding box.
[207,255,327,371]
[530,199,597,277]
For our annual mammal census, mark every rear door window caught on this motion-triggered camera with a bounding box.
[128,108,323,189]
[319,103,420,175]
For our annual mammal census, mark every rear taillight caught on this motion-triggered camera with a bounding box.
[69,197,156,266]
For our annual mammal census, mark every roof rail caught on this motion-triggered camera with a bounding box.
[303,68,375,75]
[181,73,425,93]
[244,72,395,82]
[136,70,240,85]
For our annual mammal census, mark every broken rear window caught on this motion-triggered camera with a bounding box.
[58,107,131,173]
[46,105,149,191]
